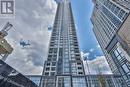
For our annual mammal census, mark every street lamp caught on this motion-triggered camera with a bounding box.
[83,56,91,87]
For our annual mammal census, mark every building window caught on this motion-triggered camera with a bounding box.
[77,62,81,65]
[112,43,130,61]
[78,72,83,75]
[57,77,71,87]
[102,4,122,28]
[45,72,49,76]
[114,6,120,15]
[118,9,125,19]
[45,67,50,71]
[54,48,57,53]
[78,67,82,70]
[122,64,129,73]
[52,62,56,66]
[72,77,86,87]
[49,48,53,53]
[53,55,57,57]
[52,58,57,61]
[111,43,130,75]
[64,68,70,72]
[51,72,55,76]
[113,48,122,60]
[48,55,52,58]
[47,63,50,66]
[48,58,51,61]
[51,67,56,71]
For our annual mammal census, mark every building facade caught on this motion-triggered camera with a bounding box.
[39,74,126,87]
[86,74,127,87]
[0,60,38,87]
[112,0,130,9]
[40,0,87,87]
[117,10,130,62]
[26,75,41,86]
[91,0,130,86]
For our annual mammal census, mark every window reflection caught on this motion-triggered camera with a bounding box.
[72,77,86,87]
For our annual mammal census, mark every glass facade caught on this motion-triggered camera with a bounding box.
[41,76,55,87]
[57,76,71,87]
[0,60,38,87]
[43,1,84,76]
[40,75,126,87]
[87,75,127,87]
[40,0,86,87]
[110,43,130,86]
[72,77,87,87]
[26,75,41,86]
[91,0,130,86]
[112,0,130,9]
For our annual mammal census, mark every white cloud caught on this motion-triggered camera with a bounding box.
[81,51,90,60]
[89,48,95,52]
[81,52,112,75]
[0,0,57,75]
[97,45,101,48]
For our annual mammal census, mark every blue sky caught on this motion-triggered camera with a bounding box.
[71,0,103,60]
[70,0,111,74]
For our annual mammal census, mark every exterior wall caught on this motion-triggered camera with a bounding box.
[91,0,130,86]
[107,41,130,86]
[40,75,126,87]
[26,75,41,86]
[42,1,84,77]
[118,14,130,60]
[40,0,86,87]
[86,75,127,87]
[111,0,130,9]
